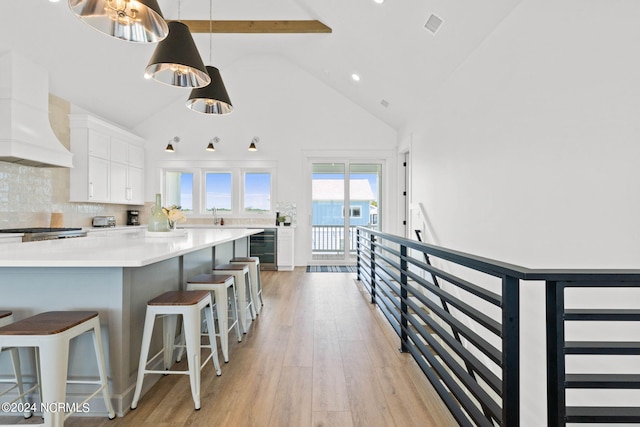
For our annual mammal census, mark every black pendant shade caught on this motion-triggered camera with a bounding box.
[68,0,168,43]
[145,21,210,88]
[186,66,233,114]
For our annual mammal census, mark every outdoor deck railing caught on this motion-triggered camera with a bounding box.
[311,225,358,253]
[355,227,640,426]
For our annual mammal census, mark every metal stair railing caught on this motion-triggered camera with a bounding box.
[355,226,640,426]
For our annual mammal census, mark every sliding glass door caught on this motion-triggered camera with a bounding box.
[311,162,381,264]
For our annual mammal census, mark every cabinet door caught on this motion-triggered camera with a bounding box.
[277,228,295,270]
[127,166,144,204]
[87,130,110,159]
[128,144,145,168]
[110,161,128,203]
[110,137,128,164]
[88,156,109,202]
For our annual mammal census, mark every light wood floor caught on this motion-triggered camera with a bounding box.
[10,268,457,427]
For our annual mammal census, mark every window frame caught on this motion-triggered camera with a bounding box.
[162,165,276,218]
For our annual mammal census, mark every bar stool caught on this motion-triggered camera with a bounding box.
[213,263,255,334]
[131,290,221,411]
[184,274,242,363]
[0,311,31,419]
[230,257,264,314]
[0,311,115,427]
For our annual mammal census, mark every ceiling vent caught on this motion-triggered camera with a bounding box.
[424,14,443,34]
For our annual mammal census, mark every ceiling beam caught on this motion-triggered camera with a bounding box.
[179,20,332,34]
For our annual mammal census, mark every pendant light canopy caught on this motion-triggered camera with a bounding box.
[69,0,168,43]
[186,66,233,114]
[145,21,210,88]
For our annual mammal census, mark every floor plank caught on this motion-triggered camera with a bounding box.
[13,268,457,427]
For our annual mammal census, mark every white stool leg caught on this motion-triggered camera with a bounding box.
[229,282,242,343]
[39,339,69,427]
[162,314,178,370]
[202,305,221,375]
[213,287,229,363]
[8,348,32,418]
[131,309,156,409]
[249,264,261,315]
[182,308,201,410]
[246,271,257,320]
[90,322,115,419]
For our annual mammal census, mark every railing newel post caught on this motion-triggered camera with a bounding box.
[546,280,565,427]
[400,244,409,352]
[502,275,520,426]
[370,232,376,304]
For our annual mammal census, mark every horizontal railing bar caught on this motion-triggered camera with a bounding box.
[407,301,503,396]
[406,342,479,427]
[404,280,503,365]
[404,324,502,421]
[404,336,497,427]
[404,254,502,306]
[358,227,640,281]
[403,266,502,336]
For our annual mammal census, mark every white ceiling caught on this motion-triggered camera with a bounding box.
[0,0,522,131]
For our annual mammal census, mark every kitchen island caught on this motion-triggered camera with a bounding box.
[0,228,261,417]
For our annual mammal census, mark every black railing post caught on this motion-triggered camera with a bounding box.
[370,233,376,304]
[546,280,565,427]
[400,244,409,352]
[356,228,361,281]
[502,275,520,426]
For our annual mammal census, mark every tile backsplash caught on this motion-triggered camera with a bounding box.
[0,161,137,229]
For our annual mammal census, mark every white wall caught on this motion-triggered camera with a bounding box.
[405,0,640,423]
[134,54,398,266]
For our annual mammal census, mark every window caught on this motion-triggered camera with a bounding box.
[341,206,362,218]
[163,166,274,217]
[205,172,232,213]
[165,171,193,211]
[243,172,271,213]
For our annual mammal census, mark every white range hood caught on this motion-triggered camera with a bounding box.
[0,51,73,168]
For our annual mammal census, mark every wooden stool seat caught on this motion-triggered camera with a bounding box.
[148,290,210,306]
[188,273,235,284]
[214,263,247,271]
[0,311,11,320]
[230,257,258,263]
[0,311,98,335]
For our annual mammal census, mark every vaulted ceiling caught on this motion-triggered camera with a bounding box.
[0,0,522,132]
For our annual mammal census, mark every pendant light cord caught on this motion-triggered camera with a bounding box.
[209,0,213,64]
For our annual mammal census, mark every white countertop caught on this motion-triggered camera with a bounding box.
[0,228,261,268]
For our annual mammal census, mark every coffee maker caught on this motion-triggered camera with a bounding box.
[127,210,140,226]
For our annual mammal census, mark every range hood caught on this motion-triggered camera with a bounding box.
[0,51,73,168]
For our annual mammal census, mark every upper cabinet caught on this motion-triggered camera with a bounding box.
[69,115,145,205]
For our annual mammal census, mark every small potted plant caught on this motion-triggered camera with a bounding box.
[277,215,286,226]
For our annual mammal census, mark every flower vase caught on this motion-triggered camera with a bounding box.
[168,220,177,231]
[148,194,169,232]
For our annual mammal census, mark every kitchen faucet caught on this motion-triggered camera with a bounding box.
[212,207,219,225]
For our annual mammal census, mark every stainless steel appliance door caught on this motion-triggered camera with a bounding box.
[249,229,277,270]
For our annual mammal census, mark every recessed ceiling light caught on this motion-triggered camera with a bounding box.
[373,0,384,4]
[49,0,60,3]
[351,73,361,82]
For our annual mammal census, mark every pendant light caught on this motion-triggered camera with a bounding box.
[206,137,219,151]
[69,0,168,43]
[185,0,233,114]
[165,136,179,152]
[144,1,209,88]
[248,137,259,151]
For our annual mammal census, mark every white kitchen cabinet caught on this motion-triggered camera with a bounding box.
[277,227,295,271]
[0,236,22,244]
[70,115,145,205]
